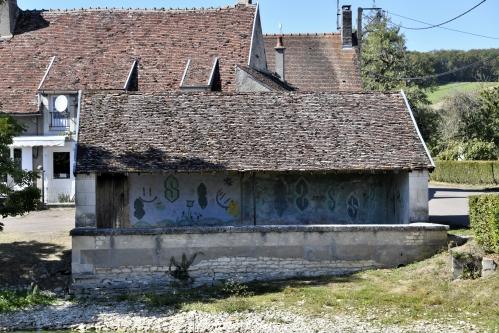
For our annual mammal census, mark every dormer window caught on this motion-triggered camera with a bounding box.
[48,95,70,131]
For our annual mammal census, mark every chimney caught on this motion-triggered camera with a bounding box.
[0,0,18,40]
[275,35,286,81]
[237,0,253,5]
[341,5,353,48]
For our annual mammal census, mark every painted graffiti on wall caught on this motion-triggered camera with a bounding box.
[251,173,406,225]
[129,173,241,228]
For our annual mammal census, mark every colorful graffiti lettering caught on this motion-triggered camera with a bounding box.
[295,178,309,211]
[273,178,288,217]
[327,187,336,212]
[197,183,208,209]
[347,194,359,221]
[164,175,180,203]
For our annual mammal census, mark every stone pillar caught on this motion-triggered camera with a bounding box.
[75,173,97,228]
[408,170,429,222]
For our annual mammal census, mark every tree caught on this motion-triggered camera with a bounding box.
[360,12,440,149]
[0,114,41,231]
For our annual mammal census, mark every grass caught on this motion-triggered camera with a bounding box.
[448,228,474,237]
[428,82,499,105]
[123,246,498,331]
[0,288,55,313]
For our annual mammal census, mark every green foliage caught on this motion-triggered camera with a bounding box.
[0,114,41,231]
[409,49,499,84]
[360,13,437,146]
[469,194,499,253]
[437,140,498,161]
[0,286,54,313]
[430,161,499,185]
[168,252,203,282]
[433,86,499,160]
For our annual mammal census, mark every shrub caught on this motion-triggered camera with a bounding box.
[437,140,498,161]
[430,160,499,185]
[469,194,499,253]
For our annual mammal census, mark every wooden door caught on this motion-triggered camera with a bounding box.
[96,174,129,228]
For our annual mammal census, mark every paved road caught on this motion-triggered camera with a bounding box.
[0,208,74,235]
[429,184,499,228]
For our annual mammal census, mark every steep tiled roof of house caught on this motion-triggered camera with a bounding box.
[264,33,362,92]
[76,91,433,173]
[0,5,256,114]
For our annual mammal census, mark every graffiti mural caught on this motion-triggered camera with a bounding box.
[295,177,309,211]
[347,194,360,221]
[273,178,288,217]
[164,175,180,203]
[129,173,241,227]
[251,173,406,225]
[197,183,208,209]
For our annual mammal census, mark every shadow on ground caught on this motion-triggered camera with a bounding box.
[430,215,469,229]
[0,241,71,291]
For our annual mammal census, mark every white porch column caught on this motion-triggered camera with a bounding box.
[408,170,429,222]
[21,147,33,171]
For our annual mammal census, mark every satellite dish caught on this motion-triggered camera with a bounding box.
[54,95,68,112]
[41,96,49,108]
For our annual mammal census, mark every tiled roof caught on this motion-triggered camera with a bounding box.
[264,33,362,92]
[236,65,295,91]
[0,5,256,114]
[76,91,433,173]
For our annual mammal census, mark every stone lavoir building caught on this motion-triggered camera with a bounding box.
[0,0,447,294]
[71,88,447,294]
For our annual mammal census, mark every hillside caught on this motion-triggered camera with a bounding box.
[429,82,499,106]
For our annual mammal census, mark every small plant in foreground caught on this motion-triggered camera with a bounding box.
[0,284,54,313]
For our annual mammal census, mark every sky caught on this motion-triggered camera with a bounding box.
[17,0,499,51]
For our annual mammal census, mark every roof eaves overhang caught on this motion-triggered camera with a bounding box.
[400,89,435,170]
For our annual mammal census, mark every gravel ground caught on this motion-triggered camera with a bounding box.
[0,301,481,333]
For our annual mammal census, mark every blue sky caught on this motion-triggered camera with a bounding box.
[18,0,499,51]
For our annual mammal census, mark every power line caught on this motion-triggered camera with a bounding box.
[385,10,499,40]
[389,0,487,30]
[365,57,489,82]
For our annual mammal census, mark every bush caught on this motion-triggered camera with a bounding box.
[430,160,499,185]
[437,140,498,161]
[469,194,499,253]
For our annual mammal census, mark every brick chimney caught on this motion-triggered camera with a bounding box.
[0,0,18,40]
[274,35,286,81]
[237,0,253,5]
[341,5,353,48]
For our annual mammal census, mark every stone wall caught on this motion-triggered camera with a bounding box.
[71,224,448,296]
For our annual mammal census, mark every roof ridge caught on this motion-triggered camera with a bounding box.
[22,5,253,14]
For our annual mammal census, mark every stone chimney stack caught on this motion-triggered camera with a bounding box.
[0,0,18,40]
[237,0,253,5]
[341,5,353,48]
[275,35,286,81]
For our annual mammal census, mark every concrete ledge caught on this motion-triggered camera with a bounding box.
[71,223,448,236]
[71,223,448,296]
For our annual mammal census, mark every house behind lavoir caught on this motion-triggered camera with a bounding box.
[1,0,447,295]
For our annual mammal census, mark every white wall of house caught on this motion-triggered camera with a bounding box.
[42,141,76,203]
